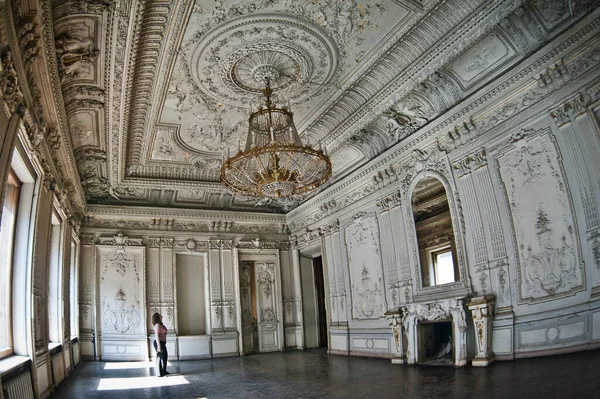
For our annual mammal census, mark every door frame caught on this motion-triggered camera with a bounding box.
[236,249,284,354]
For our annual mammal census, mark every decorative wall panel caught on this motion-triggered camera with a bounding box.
[98,245,146,335]
[449,31,516,88]
[344,212,387,320]
[496,128,584,303]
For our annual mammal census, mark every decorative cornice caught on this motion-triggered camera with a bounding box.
[550,92,587,126]
[97,232,143,246]
[80,234,95,245]
[290,228,322,249]
[376,190,402,212]
[452,148,487,177]
[320,220,340,236]
[87,204,286,221]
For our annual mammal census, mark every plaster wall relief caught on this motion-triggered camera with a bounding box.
[330,145,367,179]
[221,241,237,331]
[54,18,101,84]
[495,128,584,304]
[448,31,517,90]
[453,160,489,296]
[209,241,224,332]
[79,236,95,341]
[550,92,600,291]
[343,212,387,320]
[322,222,349,324]
[376,194,402,309]
[333,231,349,324]
[453,149,514,309]
[279,250,298,331]
[388,197,413,290]
[97,240,145,336]
[531,0,595,33]
[69,110,100,148]
[150,125,193,163]
[323,233,339,324]
[146,238,161,324]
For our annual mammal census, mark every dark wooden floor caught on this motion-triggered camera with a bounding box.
[53,348,600,399]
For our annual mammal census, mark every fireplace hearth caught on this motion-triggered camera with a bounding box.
[419,321,453,365]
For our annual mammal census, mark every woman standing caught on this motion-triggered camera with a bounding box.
[152,313,169,377]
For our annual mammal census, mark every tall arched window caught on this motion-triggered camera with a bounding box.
[69,237,79,340]
[0,170,20,359]
[48,210,64,345]
[4,142,38,357]
[411,177,459,287]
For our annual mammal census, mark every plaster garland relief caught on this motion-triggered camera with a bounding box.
[344,212,387,319]
[495,128,584,303]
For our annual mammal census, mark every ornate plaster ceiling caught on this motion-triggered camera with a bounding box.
[51,0,588,212]
[52,0,423,211]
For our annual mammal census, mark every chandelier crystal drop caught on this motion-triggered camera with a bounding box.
[220,79,331,201]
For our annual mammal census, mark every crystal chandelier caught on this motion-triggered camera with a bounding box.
[220,79,331,201]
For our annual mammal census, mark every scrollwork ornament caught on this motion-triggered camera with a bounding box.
[0,50,24,114]
[550,93,587,126]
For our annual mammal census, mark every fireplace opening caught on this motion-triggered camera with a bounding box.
[419,321,453,366]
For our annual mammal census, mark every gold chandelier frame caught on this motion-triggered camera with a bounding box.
[220,80,332,201]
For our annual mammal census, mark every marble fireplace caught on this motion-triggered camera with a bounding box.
[402,298,469,366]
[392,296,495,367]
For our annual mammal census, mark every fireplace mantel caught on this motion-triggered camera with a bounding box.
[401,298,469,366]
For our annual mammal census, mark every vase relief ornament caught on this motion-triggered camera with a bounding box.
[344,212,387,320]
[496,129,584,303]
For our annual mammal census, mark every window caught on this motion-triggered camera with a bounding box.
[48,210,64,345]
[8,141,38,356]
[69,238,79,340]
[430,247,455,286]
[0,170,21,358]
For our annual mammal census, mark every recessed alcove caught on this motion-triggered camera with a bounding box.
[411,177,459,288]
[174,253,211,359]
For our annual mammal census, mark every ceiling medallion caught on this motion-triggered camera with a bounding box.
[191,14,338,108]
[220,78,331,201]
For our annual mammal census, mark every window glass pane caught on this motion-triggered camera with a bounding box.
[48,211,63,344]
[0,170,21,357]
[70,239,78,339]
[435,251,455,285]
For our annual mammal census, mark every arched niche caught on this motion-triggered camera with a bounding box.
[411,176,460,288]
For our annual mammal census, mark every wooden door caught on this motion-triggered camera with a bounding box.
[255,263,279,352]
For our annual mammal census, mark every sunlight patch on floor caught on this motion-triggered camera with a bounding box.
[104,361,173,370]
[97,375,189,390]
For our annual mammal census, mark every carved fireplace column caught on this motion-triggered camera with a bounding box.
[467,295,495,366]
[385,309,406,364]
